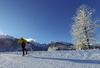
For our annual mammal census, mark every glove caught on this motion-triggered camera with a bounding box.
[28,42,29,44]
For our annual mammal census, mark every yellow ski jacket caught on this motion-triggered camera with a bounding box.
[18,38,28,44]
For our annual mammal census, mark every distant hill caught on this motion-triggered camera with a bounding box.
[48,42,75,51]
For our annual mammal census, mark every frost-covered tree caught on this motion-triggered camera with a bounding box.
[71,4,99,50]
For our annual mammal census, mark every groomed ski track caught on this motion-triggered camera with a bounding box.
[0,50,100,68]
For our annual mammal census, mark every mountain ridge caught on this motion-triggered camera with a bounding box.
[0,34,73,51]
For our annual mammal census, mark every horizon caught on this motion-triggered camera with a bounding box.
[0,0,100,44]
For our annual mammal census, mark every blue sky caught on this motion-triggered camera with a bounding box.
[0,0,100,44]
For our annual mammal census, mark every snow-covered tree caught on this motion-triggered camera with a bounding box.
[71,4,99,50]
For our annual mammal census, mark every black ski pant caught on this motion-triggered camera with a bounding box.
[21,43,26,55]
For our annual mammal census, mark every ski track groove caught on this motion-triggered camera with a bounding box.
[51,62,57,68]
[0,54,18,68]
[15,55,38,68]
[0,55,8,68]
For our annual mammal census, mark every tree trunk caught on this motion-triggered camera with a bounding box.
[88,45,90,50]
[87,39,90,50]
[84,26,91,50]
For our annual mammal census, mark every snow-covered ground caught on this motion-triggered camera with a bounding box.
[0,50,100,68]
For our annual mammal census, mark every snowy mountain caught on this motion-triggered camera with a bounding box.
[0,34,99,52]
[0,34,15,40]
[0,38,19,51]
[0,34,48,51]
[48,42,75,51]
[25,38,74,49]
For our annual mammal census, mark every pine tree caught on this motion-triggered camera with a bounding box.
[71,4,99,50]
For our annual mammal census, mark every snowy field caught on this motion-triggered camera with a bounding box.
[0,50,100,68]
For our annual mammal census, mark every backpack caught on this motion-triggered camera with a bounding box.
[21,39,25,44]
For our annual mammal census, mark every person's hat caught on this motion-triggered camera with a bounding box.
[21,37,23,39]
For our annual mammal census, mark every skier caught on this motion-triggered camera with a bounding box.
[18,37,29,56]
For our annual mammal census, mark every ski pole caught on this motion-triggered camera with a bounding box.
[17,47,19,57]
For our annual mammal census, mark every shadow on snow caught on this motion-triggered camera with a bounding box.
[33,57,100,64]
